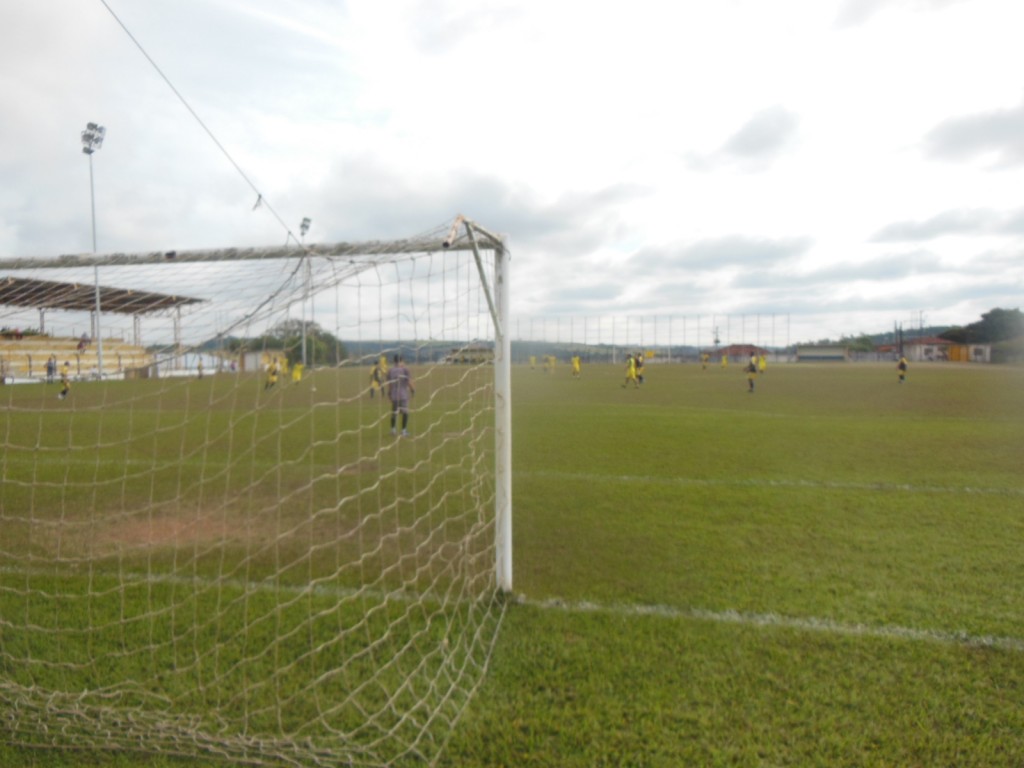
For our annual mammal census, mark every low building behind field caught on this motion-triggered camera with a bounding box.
[905,336,990,363]
[444,345,493,364]
[796,345,849,362]
[878,337,991,363]
[796,338,994,364]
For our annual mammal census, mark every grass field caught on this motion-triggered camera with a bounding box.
[3,360,1024,766]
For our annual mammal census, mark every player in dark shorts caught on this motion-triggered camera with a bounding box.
[386,355,416,436]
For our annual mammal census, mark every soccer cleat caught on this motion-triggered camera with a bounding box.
[402,429,409,437]
[391,428,396,436]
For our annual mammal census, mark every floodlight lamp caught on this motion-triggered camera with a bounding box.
[81,122,106,155]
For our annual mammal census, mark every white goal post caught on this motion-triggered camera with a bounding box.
[0,216,511,767]
[444,215,512,594]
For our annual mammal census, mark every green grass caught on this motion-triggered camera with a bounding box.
[3,361,1024,766]
[1,365,500,766]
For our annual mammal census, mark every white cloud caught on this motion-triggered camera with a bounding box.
[873,208,1024,241]
[834,0,967,27]
[924,101,1024,169]
[1,0,1023,343]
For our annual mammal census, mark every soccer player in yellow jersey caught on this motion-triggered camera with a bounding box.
[58,361,71,400]
[368,359,383,398]
[265,357,279,390]
[897,356,908,383]
[622,354,638,388]
[571,355,581,378]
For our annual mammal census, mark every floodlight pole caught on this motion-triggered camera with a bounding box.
[93,263,103,377]
[88,156,97,253]
[82,122,106,379]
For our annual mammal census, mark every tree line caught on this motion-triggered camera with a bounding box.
[938,308,1024,344]
[224,319,347,368]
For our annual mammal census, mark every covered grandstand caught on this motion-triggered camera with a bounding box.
[0,275,204,381]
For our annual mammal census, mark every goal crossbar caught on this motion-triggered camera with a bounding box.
[0,229,502,272]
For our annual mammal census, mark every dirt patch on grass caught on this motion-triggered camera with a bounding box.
[88,500,374,559]
[94,507,276,554]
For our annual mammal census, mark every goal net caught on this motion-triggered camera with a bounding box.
[0,218,511,767]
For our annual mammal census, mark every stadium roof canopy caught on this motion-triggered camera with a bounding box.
[0,276,203,316]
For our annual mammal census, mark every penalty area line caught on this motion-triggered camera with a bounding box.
[521,596,1024,654]
[522,469,1024,498]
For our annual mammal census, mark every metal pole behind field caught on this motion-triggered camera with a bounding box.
[89,154,104,378]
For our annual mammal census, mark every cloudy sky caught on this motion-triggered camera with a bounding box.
[2,0,1022,344]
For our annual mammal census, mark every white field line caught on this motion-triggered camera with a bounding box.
[522,596,1024,653]
[522,469,1024,498]
[6,456,1021,497]
[3,564,1022,654]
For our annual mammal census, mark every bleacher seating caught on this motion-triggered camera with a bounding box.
[0,337,153,380]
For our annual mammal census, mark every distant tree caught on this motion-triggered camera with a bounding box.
[270,319,347,367]
[939,326,970,344]
[267,318,305,341]
[978,308,1024,342]
[940,308,1024,344]
[218,321,347,367]
[839,333,876,353]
